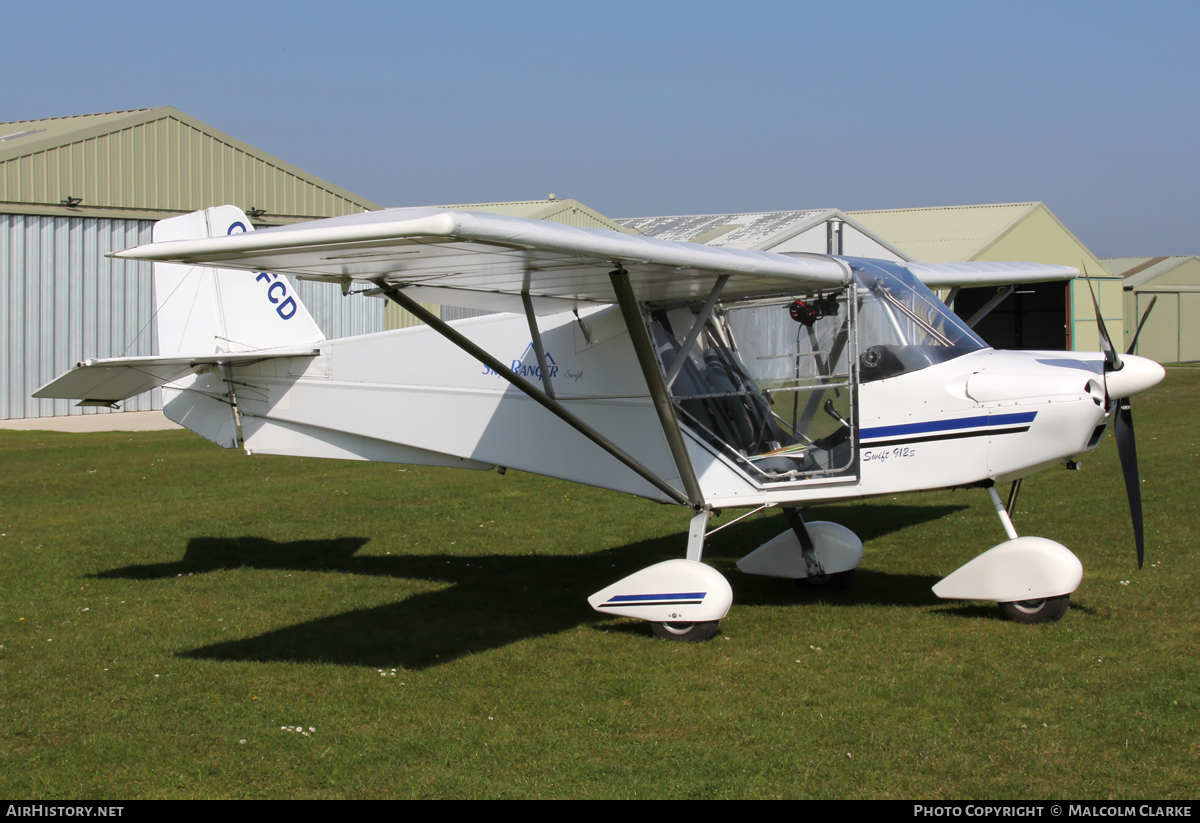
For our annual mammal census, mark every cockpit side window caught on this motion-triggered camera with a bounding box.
[849,259,986,382]
[652,287,856,486]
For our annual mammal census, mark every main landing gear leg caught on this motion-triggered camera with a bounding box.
[736,510,863,587]
[655,509,722,641]
[931,483,1082,624]
[785,508,855,592]
[686,509,712,562]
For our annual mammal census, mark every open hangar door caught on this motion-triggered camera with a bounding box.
[953,280,1070,350]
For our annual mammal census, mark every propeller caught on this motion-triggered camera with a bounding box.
[1113,397,1143,568]
[1085,276,1121,372]
[1084,273,1159,568]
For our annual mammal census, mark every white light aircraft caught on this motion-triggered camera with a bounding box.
[35,205,1165,641]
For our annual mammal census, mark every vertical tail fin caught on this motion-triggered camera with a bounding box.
[152,206,324,447]
[153,206,324,356]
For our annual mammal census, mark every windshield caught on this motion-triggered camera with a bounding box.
[848,258,986,382]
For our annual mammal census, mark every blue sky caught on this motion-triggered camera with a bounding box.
[5,1,1197,256]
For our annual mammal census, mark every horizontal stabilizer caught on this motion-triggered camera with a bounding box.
[901,261,1078,288]
[33,348,319,404]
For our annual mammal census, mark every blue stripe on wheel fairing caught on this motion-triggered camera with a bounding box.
[861,412,1037,441]
[605,592,706,603]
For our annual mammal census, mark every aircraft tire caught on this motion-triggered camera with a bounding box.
[794,569,855,592]
[999,594,1070,624]
[649,620,720,642]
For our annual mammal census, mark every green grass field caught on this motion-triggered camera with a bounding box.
[2,370,1196,799]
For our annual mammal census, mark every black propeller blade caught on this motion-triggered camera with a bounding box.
[1126,295,1159,356]
[1116,297,1158,568]
[1114,400,1144,568]
[1085,276,1122,371]
[1084,268,1152,568]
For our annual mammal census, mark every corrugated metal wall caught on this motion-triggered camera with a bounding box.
[1127,291,1200,363]
[441,306,495,322]
[385,299,440,330]
[294,279,385,339]
[840,228,906,261]
[383,296,496,326]
[1,214,156,419]
[0,214,384,419]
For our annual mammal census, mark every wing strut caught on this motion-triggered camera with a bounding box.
[521,291,555,400]
[664,275,728,390]
[965,286,1016,328]
[377,284,693,507]
[609,267,704,508]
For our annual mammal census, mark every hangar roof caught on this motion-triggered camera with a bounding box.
[436,198,634,233]
[848,201,1107,274]
[1103,256,1200,291]
[0,107,382,223]
[848,203,1040,261]
[615,208,908,260]
[617,209,830,249]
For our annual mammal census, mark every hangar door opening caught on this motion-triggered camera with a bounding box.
[953,280,1069,350]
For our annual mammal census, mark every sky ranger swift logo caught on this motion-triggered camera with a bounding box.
[482,343,559,380]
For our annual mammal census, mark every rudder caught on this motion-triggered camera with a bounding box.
[153,206,324,356]
[153,206,324,446]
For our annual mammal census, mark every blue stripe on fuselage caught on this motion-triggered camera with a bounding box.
[861,412,1037,441]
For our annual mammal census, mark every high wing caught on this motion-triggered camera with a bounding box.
[58,207,1081,409]
[111,208,850,314]
[111,208,1078,310]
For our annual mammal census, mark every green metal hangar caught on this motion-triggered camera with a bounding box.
[0,107,383,422]
[1104,255,1200,363]
[848,202,1120,353]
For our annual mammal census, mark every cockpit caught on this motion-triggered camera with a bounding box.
[850,259,987,382]
[652,258,987,486]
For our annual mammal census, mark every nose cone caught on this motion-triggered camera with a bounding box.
[1105,354,1166,399]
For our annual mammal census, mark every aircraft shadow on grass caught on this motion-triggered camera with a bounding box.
[93,503,967,669]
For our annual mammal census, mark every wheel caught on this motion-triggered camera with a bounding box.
[999,594,1070,624]
[649,620,720,642]
[794,569,855,592]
